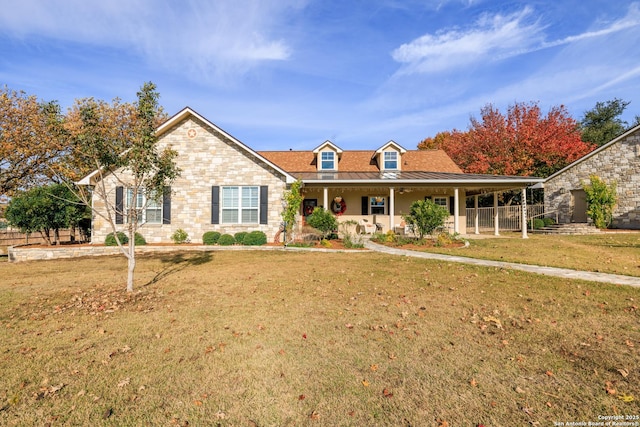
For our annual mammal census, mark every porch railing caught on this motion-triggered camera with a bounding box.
[465,204,545,231]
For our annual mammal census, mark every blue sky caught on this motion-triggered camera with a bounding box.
[1,0,639,150]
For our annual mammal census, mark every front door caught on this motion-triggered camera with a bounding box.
[571,189,587,223]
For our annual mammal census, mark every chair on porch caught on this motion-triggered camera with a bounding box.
[359,219,376,234]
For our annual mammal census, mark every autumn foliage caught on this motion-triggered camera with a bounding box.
[0,87,66,195]
[419,102,595,177]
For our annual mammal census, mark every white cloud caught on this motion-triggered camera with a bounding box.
[391,6,543,74]
[0,0,304,81]
[392,3,640,75]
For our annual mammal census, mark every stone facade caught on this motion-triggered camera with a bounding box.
[544,126,640,229]
[91,114,291,244]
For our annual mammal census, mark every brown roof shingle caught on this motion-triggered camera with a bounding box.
[257,149,462,174]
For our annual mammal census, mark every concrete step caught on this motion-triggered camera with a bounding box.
[530,223,601,235]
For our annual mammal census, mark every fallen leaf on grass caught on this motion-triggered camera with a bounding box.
[117,378,130,388]
[298,394,306,400]
[382,388,393,398]
[345,323,354,329]
[617,369,629,378]
[545,370,554,377]
[362,380,370,387]
[302,333,307,339]
[102,407,113,419]
[370,364,378,372]
[618,393,634,403]
[625,340,634,347]
[605,381,617,395]
[193,400,202,406]
[437,419,449,427]
[470,378,478,387]
[309,410,320,420]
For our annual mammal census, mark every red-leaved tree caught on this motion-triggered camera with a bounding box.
[419,102,595,177]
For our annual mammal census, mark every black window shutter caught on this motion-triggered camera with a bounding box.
[361,196,368,215]
[449,196,455,215]
[115,186,124,224]
[162,186,171,224]
[211,186,220,224]
[259,186,268,225]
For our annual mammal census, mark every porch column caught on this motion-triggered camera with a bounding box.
[389,187,395,231]
[453,188,459,234]
[474,195,479,234]
[493,192,500,236]
[521,188,529,239]
[323,187,328,210]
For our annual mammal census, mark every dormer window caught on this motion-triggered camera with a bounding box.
[320,151,335,170]
[384,151,398,170]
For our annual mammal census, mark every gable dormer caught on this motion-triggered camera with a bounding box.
[312,140,343,172]
[374,140,407,171]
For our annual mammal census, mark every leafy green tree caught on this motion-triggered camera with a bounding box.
[70,82,180,292]
[582,175,617,229]
[5,184,88,245]
[580,98,632,147]
[306,207,338,239]
[402,199,449,239]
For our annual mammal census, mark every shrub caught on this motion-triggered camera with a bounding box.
[234,231,248,244]
[134,232,146,246]
[532,218,545,229]
[320,238,332,248]
[306,207,338,239]
[202,231,221,245]
[583,175,617,229]
[242,230,267,246]
[403,199,449,239]
[543,217,556,226]
[217,234,236,246]
[171,229,189,244]
[105,231,128,246]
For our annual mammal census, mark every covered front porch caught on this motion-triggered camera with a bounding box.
[296,172,544,238]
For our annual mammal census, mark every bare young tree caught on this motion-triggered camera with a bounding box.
[71,82,180,292]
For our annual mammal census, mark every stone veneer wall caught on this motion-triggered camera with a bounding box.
[92,117,288,244]
[544,130,640,229]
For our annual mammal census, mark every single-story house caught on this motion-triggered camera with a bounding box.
[80,107,544,244]
[544,124,640,229]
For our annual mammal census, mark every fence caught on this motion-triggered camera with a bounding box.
[465,204,545,231]
[0,229,75,247]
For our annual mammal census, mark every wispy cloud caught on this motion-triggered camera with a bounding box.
[391,6,543,74]
[392,3,640,75]
[0,0,305,81]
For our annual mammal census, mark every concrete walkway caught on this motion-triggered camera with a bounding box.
[364,239,640,288]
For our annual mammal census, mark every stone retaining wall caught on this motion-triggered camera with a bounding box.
[7,244,355,262]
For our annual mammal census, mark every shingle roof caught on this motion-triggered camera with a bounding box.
[257,149,463,174]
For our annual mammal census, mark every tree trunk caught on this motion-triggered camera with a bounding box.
[127,238,136,292]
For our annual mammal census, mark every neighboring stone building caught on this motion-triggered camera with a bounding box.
[544,124,640,229]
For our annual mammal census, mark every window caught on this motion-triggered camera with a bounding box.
[320,151,335,170]
[222,186,259,223]
[125,188,162,224]
[383,151,398,170]
[433,197,447,208]
[370,196,386,215]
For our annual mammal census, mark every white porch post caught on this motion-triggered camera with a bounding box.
[323,187,328,210]
[493,192,500,236]
[389,187,395,231]
[521,187,529,239]
[453,188,459,234]
[474,195,479,235]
